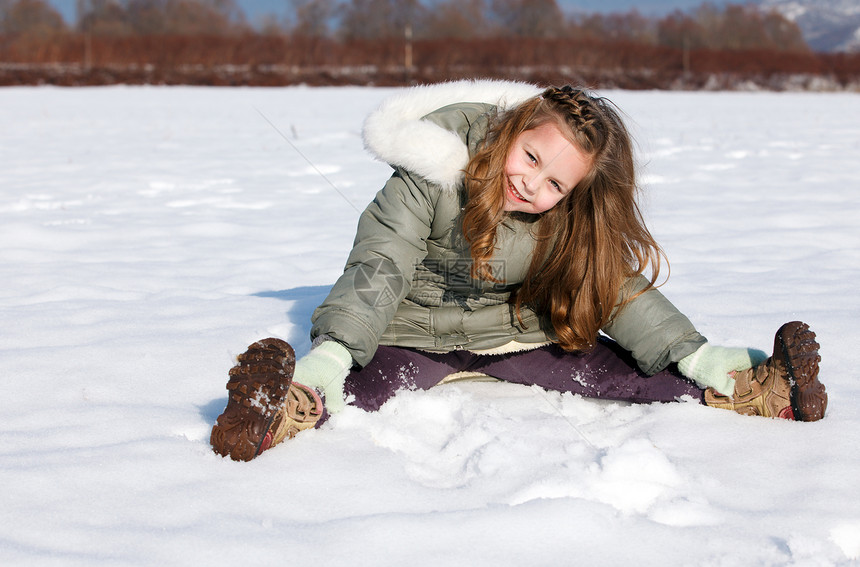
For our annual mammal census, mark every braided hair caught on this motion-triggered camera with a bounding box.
[462,86,664,352]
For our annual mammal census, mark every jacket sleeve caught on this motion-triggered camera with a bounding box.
[601,275,707,375]
[310,167,436,367]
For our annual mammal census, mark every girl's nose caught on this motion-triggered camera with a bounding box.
[523,175,537,194]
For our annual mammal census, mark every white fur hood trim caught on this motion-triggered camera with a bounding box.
[362,80,542,190]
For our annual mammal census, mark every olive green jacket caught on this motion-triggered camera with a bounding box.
[311,80,706,374]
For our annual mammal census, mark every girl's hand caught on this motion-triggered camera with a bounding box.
[293,340,354,413]
[678,343,769,397]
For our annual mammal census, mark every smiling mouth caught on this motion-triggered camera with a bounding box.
[508,180,528,203]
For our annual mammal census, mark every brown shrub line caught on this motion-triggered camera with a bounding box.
[1,34,859,89]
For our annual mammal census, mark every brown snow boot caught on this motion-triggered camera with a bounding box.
[779,321,827,421]
[262,381,324,450]
[704,321,827,421]
[210,338,296,461]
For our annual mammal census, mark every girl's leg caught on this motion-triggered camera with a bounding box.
[344,345,473,411]
[470,338,705,404]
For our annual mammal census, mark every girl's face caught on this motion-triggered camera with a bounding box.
[503,122,591,214]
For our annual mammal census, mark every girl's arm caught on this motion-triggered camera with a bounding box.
[601,275,707,375]
[604,276,768,395]
[309,166,436,367]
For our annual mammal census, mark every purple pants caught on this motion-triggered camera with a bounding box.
[343,337,705,412]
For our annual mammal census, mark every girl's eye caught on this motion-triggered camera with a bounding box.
[526,151,537,164]
[550,180,561,191]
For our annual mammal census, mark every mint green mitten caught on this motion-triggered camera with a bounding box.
[293,340,354,413]
[677,342,768,397]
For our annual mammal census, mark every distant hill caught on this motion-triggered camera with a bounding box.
[760,0,860,52]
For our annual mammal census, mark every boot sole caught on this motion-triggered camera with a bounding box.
[774,321,827,422]
[210,338,295,461]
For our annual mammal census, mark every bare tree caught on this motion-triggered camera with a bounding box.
[338,0,425,40]
[257,11,286,36]
[208,0,242,23]
[692,2,721,48]
[162,0,236,35]
[76,0,131,35]
[0,0,10,29]
[2,0,67,35]
[489,0,565,38]
[289,0,335,38]
[656,9,704,50]
[761,9,807,52]
[693,3,808,51]
[603,10,656,44]
[423,0,488,39]
[124,0,167,34]
[717,4,762,50]
[83,0,244,36]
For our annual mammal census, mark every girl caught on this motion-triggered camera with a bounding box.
[210,80,828,462]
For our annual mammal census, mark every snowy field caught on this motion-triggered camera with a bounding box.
[2,84,860,566]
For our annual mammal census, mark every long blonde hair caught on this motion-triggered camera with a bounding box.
[462,86,664,352]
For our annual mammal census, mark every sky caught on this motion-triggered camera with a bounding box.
[46,0,732,27]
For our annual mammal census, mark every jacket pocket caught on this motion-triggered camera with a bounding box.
[509,304,540,333]
[379,303,434,348]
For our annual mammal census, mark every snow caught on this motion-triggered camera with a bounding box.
[1,85,859,566]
